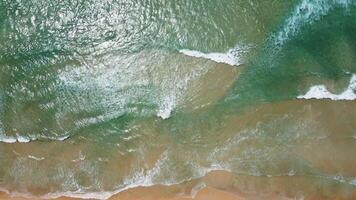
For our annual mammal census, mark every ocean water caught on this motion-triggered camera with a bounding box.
[0,0,355,199]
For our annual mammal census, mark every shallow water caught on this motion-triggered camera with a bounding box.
[0,0,356,199]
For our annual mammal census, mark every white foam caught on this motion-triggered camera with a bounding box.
[157,95,176,119]
[17,135,31,143]
[0,133,71,144]
[274,0,355,46]
[333,175,346,183]
[179,45,249,66]
[155,57,217,120]
[39,151,172,199]
[47,134,70,141]
[44,151,229,200]
[0,134,17,143]
[43,190,113,200]
[349,178,356,186]
[28,155,45,161]
[297,74,356,100]
[1,167,233,200]
[155,45,249,120]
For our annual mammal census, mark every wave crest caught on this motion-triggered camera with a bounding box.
[298,74,356,100]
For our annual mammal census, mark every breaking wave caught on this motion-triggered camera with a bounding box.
[179,45,249,66]
[273,0,355,46]
[298,74,356,100]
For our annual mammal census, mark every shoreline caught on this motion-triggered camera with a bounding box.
[0,185,244,200]
[0,170,246,200]
[1,100,355,200]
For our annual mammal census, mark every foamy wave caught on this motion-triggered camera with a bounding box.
[3,171,355,200]
[0,133,70,144]
[0,122,35,143]
[41,169,230,200]
[0,134,31,143]
[1,189,114,200]
[157,95,177,119]
[28,155,45,161]
[156,45,250,119]
[155,55,217,119]
[179,45,249,66]
[58,51,215,121]
[297,74,356,100]
[0,149,232,200]
[274,0,354,46]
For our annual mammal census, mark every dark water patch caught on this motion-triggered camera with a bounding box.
[226,2,356,105]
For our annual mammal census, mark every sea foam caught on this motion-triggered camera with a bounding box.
[0,133,70,144]
[274,0,355,46]
[0,150,232,200]
[297,74,356,100]
[157,95,177,119]
[158,45,249,119]
[179,45,248,66]
[0,134,17,143]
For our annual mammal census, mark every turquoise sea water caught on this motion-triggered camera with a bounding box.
[0,0,356,199]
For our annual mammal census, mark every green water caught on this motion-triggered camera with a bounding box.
[0,0,356,199]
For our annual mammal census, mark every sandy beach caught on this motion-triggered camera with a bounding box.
[0,170,244,200]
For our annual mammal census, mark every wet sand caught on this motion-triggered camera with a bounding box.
[109,186,243,200]
[0,100,355,200]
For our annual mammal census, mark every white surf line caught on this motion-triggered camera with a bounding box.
[0,133,70,144]
[297,74,356,100]
[179,45,249,66]
[273,0,355,47]
[0,134,30,143]
[28,155,45,161]
[21,152,231,200]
